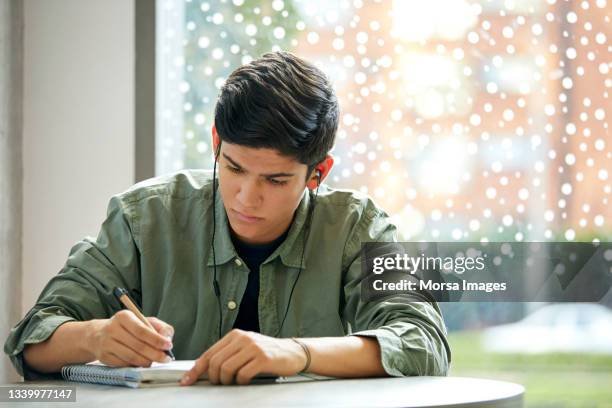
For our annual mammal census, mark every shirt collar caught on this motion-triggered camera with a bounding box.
[206,188,312,270]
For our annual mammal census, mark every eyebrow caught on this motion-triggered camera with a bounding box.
[223,153,295,178]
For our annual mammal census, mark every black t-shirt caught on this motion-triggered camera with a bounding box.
[231,230,288,332]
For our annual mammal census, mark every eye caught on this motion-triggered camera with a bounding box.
[226,165,243,174]
[268,178,288,186]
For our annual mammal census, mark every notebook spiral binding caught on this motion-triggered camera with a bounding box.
[61,365,133,386]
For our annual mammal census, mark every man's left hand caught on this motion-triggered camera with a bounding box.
[180,329,307,385]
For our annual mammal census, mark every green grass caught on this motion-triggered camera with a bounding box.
[448,331,612,408]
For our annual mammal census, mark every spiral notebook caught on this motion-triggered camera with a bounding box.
[61,360,198,388]
[61,360,333,388]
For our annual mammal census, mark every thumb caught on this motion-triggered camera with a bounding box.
[147,317,175,339]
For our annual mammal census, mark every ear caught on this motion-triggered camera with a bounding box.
[212,125,221,158]
[306,155,334,190]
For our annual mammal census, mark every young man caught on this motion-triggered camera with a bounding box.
[4,52,450,385]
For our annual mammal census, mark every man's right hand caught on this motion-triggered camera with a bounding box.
[23,311,175,373]
[87,310,174,367]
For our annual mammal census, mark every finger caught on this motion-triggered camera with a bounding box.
[117,311,172,352]
[147,317,174,339]
[101,351,131,368]
[181,349,219,386]
[181,332,236,385]
[181,356,209,386]
[219,348,256,385]
[235,358,262,385]
[109,338,153,367]
[203,330,237,357]
[111,326,169,363]
[207,338,244,385]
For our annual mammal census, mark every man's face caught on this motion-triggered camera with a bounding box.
[217,141,310,245]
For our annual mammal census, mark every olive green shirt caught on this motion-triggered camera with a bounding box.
[4,170,451,378]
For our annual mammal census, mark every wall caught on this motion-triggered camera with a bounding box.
[22,0,135,318]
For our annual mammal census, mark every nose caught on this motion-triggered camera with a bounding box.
[236,178,262,209]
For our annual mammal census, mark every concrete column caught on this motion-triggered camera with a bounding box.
[0,0,24,383]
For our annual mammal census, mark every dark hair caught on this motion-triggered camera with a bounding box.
[214,51,339,174]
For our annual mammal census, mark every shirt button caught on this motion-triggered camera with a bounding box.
[234,259,243,267]
[227,301,237,310]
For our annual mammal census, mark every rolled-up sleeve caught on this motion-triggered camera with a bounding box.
[3,196,141,378]
[341,203,451,377]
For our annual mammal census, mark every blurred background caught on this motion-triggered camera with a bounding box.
[157,0,611,243]
[0,0,610,406]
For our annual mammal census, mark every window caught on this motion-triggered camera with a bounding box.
[156,0,611,242]
[154,3,612,405]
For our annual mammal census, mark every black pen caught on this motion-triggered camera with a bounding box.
[113,287,175,360]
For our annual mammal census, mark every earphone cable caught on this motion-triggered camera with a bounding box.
[274,176,320,337]
[212,148,222,340]
[211,160,321,340]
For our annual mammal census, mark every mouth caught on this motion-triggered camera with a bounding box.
[231,209,264,224]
